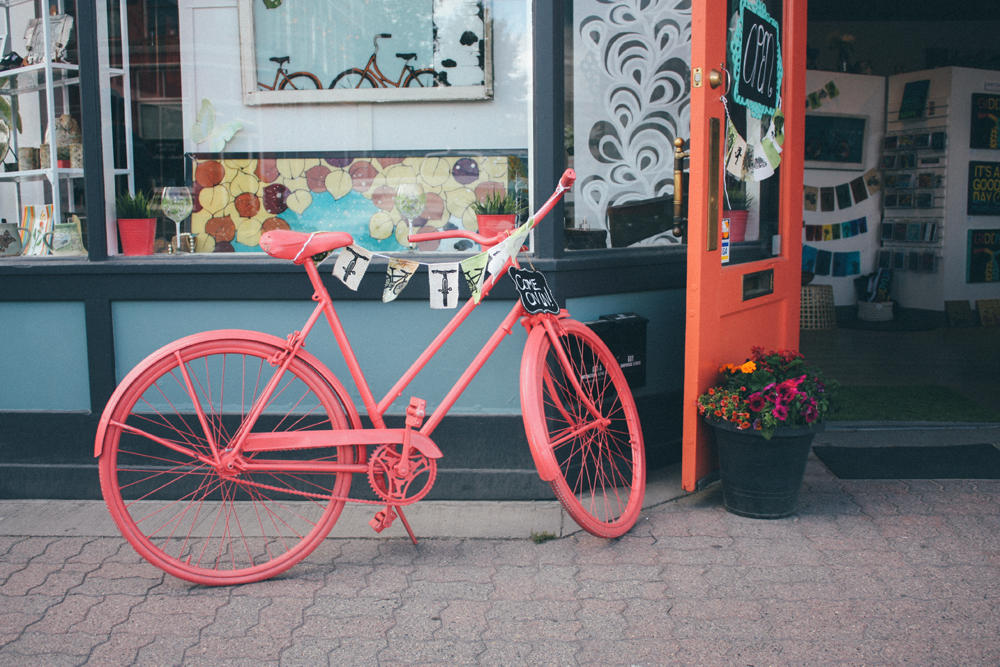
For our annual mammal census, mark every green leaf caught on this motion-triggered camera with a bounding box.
[262,0,282,7]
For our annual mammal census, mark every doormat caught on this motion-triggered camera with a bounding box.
[813,444,1000,479]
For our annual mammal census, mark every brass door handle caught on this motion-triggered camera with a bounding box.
[673,137,689,239]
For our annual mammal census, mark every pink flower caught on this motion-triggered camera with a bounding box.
[772,405,789,420]
[747,393,767,411]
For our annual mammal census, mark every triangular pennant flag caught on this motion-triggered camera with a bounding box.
[460,253,488,304]
[725,120,747,180]
[773,108,785,147]
[505,222,530,255]
[760,137,781,171]
[428,262,460,309]
[383,257,419,303]
[750,143,774,182]
[333,244,373,291]
[487,242,510,278]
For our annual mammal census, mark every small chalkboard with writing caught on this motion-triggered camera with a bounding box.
[732,1,781,118]
[508,267,559,315]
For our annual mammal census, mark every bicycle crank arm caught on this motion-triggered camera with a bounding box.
[243,429,443,459]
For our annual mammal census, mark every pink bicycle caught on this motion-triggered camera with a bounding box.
[94,170,645,585]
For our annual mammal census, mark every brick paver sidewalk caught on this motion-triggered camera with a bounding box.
[2,455,999,666]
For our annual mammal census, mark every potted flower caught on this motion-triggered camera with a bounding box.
[697,347,838,519]
[722,179,754,243]
[115,190,157,256]
[471,190,525,237]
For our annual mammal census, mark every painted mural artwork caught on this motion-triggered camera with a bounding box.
[189,155,524,253]
[252,0,487,92]
[571,0,691,244]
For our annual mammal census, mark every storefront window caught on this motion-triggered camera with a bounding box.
[0,0,530,258]
[564,0,691,250]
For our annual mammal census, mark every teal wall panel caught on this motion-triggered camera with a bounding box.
[112,300,528,415]
[566,290,686,395]
[0,303,91,410]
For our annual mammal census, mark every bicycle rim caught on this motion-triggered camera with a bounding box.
[98,338,355,585]
[279,72,322,90]
[522,320,645,537]
[404,69,438,87]
[331,69,377,89]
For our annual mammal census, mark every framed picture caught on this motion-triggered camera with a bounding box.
[804,113,869,170]
[916,192,934,208]
[237,0,494,105]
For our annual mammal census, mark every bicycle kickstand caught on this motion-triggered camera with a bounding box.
[369,505,419,546]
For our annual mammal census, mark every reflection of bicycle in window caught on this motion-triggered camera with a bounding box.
[330,33,445,89]
[258,56,322,91]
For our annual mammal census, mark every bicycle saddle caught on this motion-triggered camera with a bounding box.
[260,230,354,263]
[396,53,417,61]
[269,56,291,65]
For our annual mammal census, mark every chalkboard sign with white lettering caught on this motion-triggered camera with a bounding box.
[730,0,783,119]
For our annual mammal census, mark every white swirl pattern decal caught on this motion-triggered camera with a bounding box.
[573,0,692,242]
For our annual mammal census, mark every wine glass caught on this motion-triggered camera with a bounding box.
[395,183,425,250]
[160,187,194,253]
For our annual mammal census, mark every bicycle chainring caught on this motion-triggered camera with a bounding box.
[367,444,437,505]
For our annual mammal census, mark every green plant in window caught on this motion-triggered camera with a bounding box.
[115,191,156,219]
[471,190,525,216]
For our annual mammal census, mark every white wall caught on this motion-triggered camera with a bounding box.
[887,67,1000,310]
[803,71,885,305]
[178,0,529,154]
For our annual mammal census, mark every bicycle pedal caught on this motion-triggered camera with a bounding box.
[369,507,397,533]
[405,397,427,428]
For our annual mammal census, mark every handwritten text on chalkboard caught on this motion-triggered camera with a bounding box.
[730,0,782,118]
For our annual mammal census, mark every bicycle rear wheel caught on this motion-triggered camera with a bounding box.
[330,68,377,89]
[521,319,645,537]
[98,336,356,585]
[278,72,322,90]
[403,68,438,87]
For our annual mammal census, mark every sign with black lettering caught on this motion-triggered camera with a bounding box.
[508,267,559,315]
[967,161,1000,216]
[731,0,782,119]
[967,229,1000,283]
[971,94,1000,149]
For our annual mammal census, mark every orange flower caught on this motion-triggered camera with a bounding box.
[740,361,757,374]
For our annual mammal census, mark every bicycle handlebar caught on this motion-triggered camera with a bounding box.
[408,168,576,248]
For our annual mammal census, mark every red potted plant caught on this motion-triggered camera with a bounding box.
[472,191,525,237]
[115,191,157,256]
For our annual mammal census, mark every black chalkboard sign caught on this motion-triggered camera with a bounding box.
[733,4,780,117]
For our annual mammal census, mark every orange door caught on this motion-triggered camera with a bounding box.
[681,0,807,491]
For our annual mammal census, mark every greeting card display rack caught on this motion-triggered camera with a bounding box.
[0,0,133,246]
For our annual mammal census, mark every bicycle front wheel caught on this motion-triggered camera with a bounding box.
[278,72,322,90]
[330,69,378,89]
[521,319,645,537]
[403,68,438,87]
[98,336,356,586]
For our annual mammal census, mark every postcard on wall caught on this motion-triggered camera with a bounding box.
[881,222,894,241]
[906,222,922,242]
[881,154,897,169]
[892,251,906,270]
[895,173,913,189]
[916,192,934,208]
[908,251,921,271]
[931,131,946,151]
[815,249,832,275]
[803,185,819,211]
[883,193,898,208]
[913,133,930,149]
[820,187,835,212]
[850,176,868,203]
[883,174,898,189]
[967,161,1000,216]
[835,183,853,209]
[897,193,914,208]
[921,251,937,273]
[893,222,908,241]
[883,135,899,150]
[864,168,882,194]
[899,153,916,169]
[801,244,818,272]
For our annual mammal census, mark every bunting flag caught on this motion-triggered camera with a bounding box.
[333,244,373,291]
[724,108,784,183]
[382,258,420,303]
[725,119,748,180]
[460,253,489,303]
[805,80,841,110]
[429,263,460,309]
[486,241,510,278]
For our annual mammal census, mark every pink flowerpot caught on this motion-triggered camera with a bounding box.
[723,210,748,242]
[117,218,157,256]
[476,214,517,237]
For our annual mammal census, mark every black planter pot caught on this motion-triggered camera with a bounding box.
[706,419,825,519]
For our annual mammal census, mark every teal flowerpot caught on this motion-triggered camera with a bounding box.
[706,419,825,519]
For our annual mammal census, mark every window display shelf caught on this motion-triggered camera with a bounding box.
[0,62,79,95]
[0,166,83,181]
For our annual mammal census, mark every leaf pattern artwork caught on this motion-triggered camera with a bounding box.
[572,0,691,243]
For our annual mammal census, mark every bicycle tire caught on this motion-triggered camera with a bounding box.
[278,72,322,90]
[330,69,378,89]
[403,68,438,88]
[98,335,356,586]
[521,318,645,537]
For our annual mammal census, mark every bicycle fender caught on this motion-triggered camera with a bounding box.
[519,325,559,482]
[94,329,362,457]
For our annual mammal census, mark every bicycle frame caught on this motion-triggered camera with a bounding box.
[359,51,413,88]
